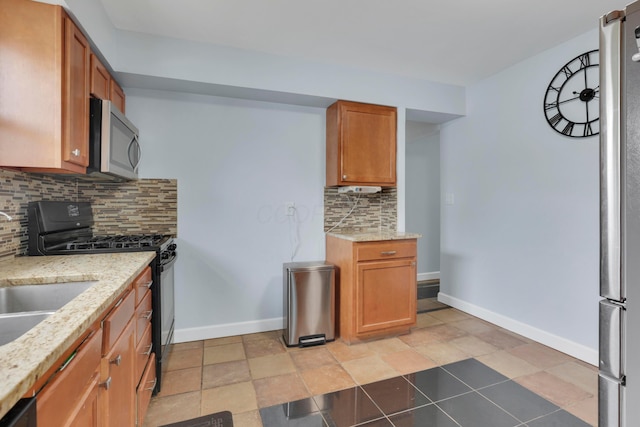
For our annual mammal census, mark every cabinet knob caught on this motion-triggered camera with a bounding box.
[71,148,81,157]
[342,174,347,180]
[100,377,112,390]
[110,354,122,366]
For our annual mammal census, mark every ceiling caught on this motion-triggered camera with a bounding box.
[99,0,629,87]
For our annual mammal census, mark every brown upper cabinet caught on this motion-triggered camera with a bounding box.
[0,0,90,173]
[326,100,397,187]
[90,53,126,114]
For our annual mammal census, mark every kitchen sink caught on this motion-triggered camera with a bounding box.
[0,312,56,346]
[0,281,96,315]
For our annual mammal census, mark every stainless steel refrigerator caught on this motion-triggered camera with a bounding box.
[600,3,640,425]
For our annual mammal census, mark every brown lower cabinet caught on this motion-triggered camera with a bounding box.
[326,236,417,344]
[35,266,154,427]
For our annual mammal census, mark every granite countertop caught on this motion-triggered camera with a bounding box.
[0,252,156,420]
[326,231,422,242]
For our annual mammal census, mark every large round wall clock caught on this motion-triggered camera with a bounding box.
[543,49,599,138]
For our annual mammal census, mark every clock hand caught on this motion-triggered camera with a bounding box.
[559,94,582,105]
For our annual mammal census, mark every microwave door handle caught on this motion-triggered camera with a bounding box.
[128,135,141,172]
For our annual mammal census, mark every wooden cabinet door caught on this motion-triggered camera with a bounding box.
[110,79,126,114]
[90,54,110,100]
[102,320,135,427]
[37,329,103,427]
[62,13,89,167]
[355,259,416,335]
[65,373,101,427]
[327,101,396,186]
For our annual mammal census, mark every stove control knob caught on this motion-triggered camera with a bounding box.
[168,244,177,251]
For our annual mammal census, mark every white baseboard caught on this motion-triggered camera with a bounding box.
[174,317,283,343]
[418,271,440,282]
[438,292,598,366]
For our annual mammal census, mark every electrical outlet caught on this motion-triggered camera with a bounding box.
[285,202,295,216]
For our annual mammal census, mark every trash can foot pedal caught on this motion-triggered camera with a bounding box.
[298,334,326,347]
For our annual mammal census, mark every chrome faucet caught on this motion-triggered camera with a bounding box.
[0,211,12,221]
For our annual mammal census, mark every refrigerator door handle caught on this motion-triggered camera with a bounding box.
[600,300,625,378]
[600,12,625,301]
[600,374,623,427]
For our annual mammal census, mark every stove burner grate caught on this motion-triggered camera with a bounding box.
[64,234,167,251]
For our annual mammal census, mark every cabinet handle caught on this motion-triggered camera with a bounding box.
[143,344,153,356]
[145,378,158,391]
[141,310,153,320]
[139,280,153,289]
[380,251,397,256]
[71,148,81,157]
[100,377,112,390]
[110,354,122,366]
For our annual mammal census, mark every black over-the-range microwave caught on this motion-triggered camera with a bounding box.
[88,98,140,181]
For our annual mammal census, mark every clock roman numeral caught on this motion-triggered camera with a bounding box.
[561,122,574,136]
[549,113,562,127]
[561,65,575,78]
[579,53,591,69]
[584,122,594,137]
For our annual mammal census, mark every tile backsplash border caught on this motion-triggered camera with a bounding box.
[324,187,397,233]
[0,168,177,259]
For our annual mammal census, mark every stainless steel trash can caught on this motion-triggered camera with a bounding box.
[283,261,335,347]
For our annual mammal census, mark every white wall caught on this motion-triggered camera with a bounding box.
[125,89,326,341]
[439,30,600,363]
[406,122,440,279]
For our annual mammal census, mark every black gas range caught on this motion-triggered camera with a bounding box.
[27,201,176,394]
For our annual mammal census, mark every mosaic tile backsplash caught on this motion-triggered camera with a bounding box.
[324,187,397,233]
[0,168,177,259]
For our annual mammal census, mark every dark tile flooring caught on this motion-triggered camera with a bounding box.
[258,358,591,427]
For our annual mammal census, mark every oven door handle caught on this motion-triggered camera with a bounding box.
[160,253,178,271]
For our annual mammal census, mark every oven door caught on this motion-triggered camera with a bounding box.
[155,252,176,393]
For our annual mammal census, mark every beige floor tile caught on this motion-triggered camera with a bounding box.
[244,337,286,358]
[166,347,203,371]
[398,328,441,347]
[475,329,528,349]
[367,337,411,355]
[158,366,202,397]
[415,312,444,328]
[515,371,593,407]
[507,343,573,369]
[203,342,246,365]
[341,355,399,384]
[202,360,251,389]
[232,410,263,427]
[414,342,470,365]
[243,330,282,342]
[326,340,374,362]
[546,361,598,395]
[290,346,338,371]
[171,340,204,352]
[428,308,470,323]
[253,373,310,408]
[204,335,243,347]
[451,318,496,335]
[201,381,258,415]
[450,335,499,357]
[476,350,540,379]
[565,395,598,426]
[300,364,356,395]
[381,349,437,375]
[143,391,201,427]
[423,324,468,341]
[248,353,296,379]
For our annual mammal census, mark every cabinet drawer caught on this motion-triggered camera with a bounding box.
[102,290,135,353]
[136,353,157,427]
[135,322,153,382]
[134,266,153,307]
[135,289,152,345]
[355,240,416,262]
[36,329,103,427]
